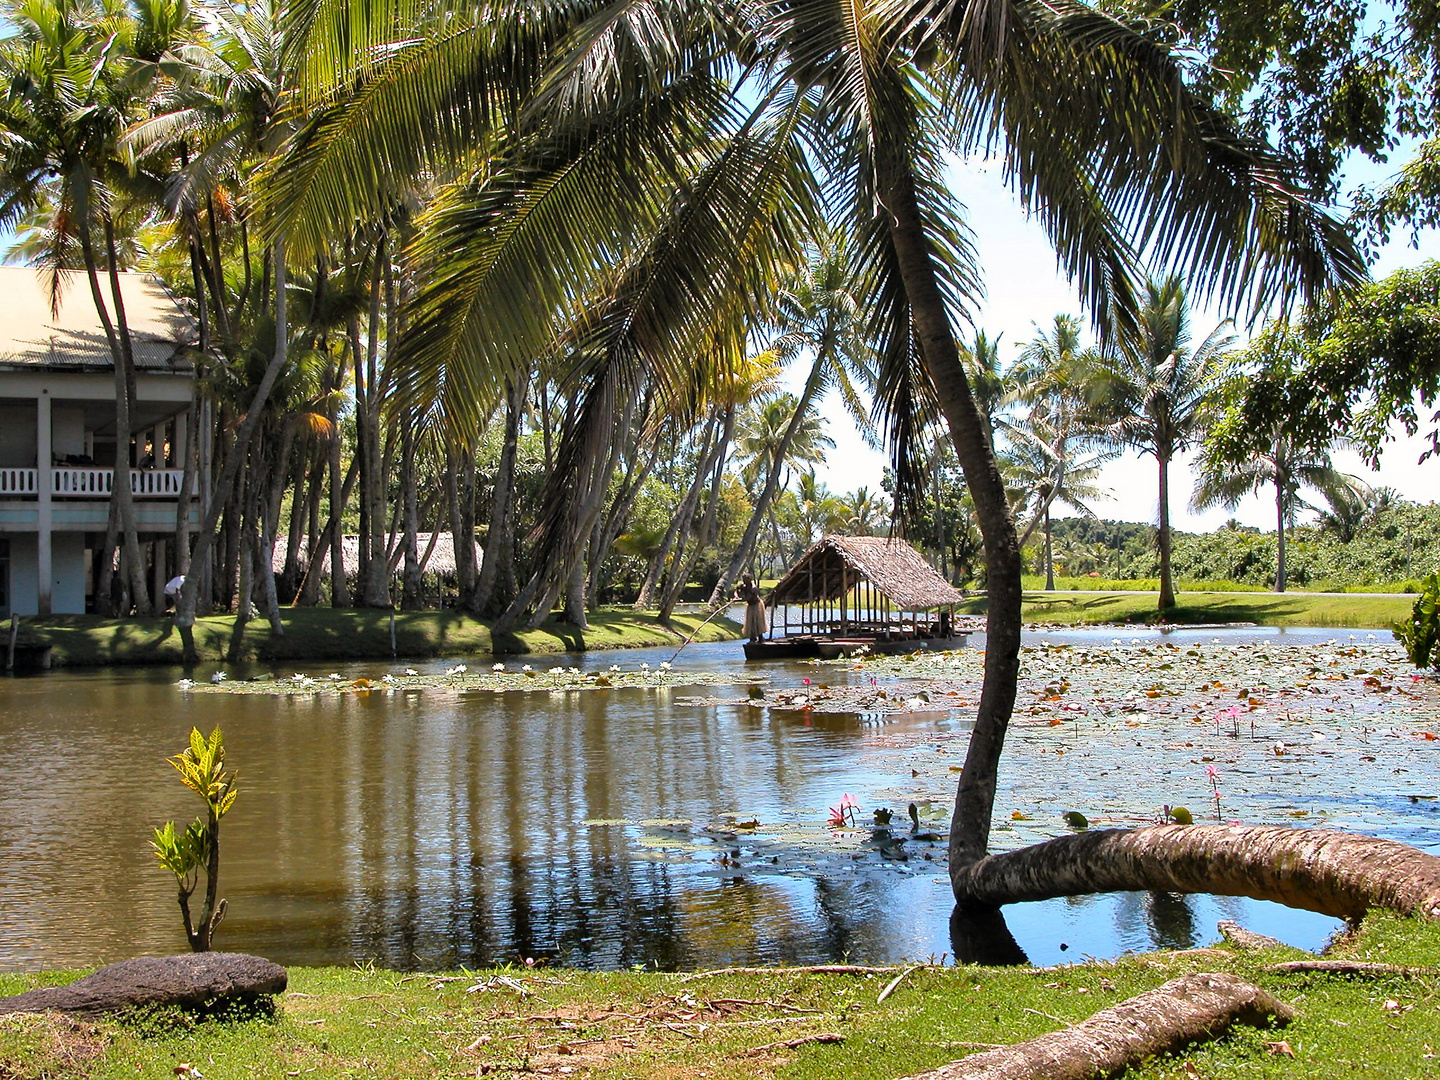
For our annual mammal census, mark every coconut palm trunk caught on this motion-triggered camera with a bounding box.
[176,239,292,660]
[877,159,1024,872]
[708,364,824,605]
[1158,453,1175,608]
[472,378,527,617]
[1275,457,1289,593]
[1044,506,1054,591]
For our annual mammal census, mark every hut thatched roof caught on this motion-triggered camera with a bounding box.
[272,533,476,578]
[768,535,964,610]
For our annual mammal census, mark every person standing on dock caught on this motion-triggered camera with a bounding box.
[736,574,767,643]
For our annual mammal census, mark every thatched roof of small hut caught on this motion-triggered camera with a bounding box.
[272,533,476,577]
[768,535,964,610]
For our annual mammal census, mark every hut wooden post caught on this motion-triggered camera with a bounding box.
[841,565,848,635]
[807,557,814,634]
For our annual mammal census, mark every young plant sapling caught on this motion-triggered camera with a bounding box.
[151,726,237,952]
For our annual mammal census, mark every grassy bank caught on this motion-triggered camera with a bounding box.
[1,911,1436,1079]
[1020,575,1425,594]
[959,589,1413,629]
[24,607,741,667]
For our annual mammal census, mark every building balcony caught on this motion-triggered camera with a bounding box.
[0,467,194,499]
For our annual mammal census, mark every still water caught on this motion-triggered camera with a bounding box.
[0,629,1382,972]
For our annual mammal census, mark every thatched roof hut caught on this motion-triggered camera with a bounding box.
[769,534,963,610]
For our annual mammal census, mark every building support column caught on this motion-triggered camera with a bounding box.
[153,539,167,612]
[36,391,52,616]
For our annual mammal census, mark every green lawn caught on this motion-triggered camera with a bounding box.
[1,911,1436,1079]
[958,589,1413,630]
[24,607,741,667]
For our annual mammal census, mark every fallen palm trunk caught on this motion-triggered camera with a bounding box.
[1268,960,1440,977]
[1217,920,1286,951]
[951,826,1440,922]
[897,973,1292,1080]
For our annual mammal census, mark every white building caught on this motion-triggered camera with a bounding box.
[0,268,200,616]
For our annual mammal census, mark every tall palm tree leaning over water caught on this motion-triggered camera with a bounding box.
[256,0,1364,898]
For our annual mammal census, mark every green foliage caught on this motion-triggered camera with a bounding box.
[1393,573,1440,669]
[151,726,236,951]
[1044,501,1440,592]
[150,817,211,882]
[1221,262,1440,465]
[167,726,239,818]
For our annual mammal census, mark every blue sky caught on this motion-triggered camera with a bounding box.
[795,151,1440,531]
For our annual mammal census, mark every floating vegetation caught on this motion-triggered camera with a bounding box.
[182,664,767,696]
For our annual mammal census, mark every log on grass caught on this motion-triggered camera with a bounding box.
[951,826,1440,922]
[1268,960,1440,977]
[0,954,287,1017]
[1217,920,1286,951]
[898,972,1292,1080]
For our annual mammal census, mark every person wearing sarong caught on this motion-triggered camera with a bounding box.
[736,574,767,643]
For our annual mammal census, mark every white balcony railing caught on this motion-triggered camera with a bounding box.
[51,467,190,497]
[0,468,38,496]
[1,468,192,498]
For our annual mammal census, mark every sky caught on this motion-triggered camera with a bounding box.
[791,154,1440,532]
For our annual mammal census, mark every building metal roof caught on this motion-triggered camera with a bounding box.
[768,534,965,610]
[0,268,196,372]
[272,533,478,578]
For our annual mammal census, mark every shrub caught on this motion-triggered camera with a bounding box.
[151,727,238,952]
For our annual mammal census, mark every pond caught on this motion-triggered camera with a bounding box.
[2,626,1436,973]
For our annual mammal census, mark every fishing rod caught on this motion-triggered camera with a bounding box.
[666,600,734,664]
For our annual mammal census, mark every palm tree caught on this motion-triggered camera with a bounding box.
[1084,276,1234,610]
[1004,315,1114,584]
[1004,420,1111,590]
[1195,432,1370,592]
[726,390,836,580]
[842,486,884,536]
[708,239,873,602]
[259,0,1366,884]
[130,0,300,650]
[0,0,170,614]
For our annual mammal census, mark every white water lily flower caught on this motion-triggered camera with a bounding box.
[522,665,533,672]
[177,678,195,689]
[405,668,419,676]
[641,663,650,671]
[382,674,396,683]
[492,662,505,672]
[211,671,228,683]
[328,673,343,681]
[659,661,671,671]
[610,664,620,673]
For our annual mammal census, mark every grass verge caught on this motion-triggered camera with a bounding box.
[24,607,742,667]
[959,590,1413,629]
[1,911,1436,1079]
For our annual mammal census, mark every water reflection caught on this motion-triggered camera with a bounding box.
[950,905,1030,966]
[0,649,1352,970]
